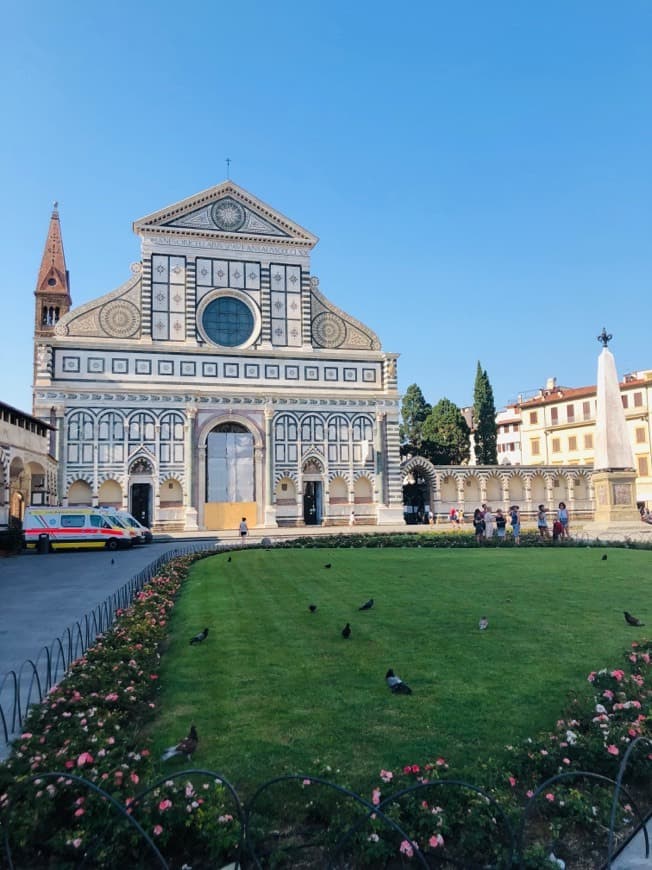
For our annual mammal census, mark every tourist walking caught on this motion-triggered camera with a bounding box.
[349,509,356,527]
[557,502,570,538]
[537,505,550,539]
[509,505,520,545]
[239,516,248,545]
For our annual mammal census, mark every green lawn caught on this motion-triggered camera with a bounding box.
[152,545,651,793]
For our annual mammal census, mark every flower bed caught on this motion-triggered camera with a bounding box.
[0,546,650,868]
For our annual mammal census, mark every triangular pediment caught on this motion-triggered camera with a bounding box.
[133,181,318,247]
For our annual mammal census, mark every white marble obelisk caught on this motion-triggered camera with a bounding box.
[594,347,635,471]
[592,332,640,523]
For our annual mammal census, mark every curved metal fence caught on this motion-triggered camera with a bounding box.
[0,543,214,752]
[0,746,650,868]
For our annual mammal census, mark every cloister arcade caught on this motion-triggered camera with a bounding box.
[401,457,594,522]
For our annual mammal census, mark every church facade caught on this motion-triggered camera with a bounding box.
[32,182,403,531]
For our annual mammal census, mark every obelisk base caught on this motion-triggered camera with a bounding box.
[591,470,641,523]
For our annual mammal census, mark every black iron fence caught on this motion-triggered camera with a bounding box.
[0,543,214,752]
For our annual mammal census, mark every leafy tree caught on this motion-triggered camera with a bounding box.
[400,383,431,456]
[473,361,497,464]
[422,398,471,465]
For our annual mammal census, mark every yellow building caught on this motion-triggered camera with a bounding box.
[518,372,652,507]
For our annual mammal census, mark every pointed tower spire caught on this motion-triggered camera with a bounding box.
[34,203,72,337]
[36,203,70,295]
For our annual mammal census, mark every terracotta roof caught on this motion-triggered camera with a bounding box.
[518,378,647,409]
[36,206,70,296]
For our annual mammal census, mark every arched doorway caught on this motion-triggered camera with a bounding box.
[129,457,154,527]
[302,458,324,525]
[205,422,256,530]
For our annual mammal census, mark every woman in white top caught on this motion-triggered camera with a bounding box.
[483,507,495,539]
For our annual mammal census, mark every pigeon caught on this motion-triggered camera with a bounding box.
[161,725,198,761]
[385,669,412,695]
[309,604,317,613]
[227,556,232,563]
[111,558,115,565]
[624,611,645,627]
[190,628,209,645]
[358,598,374,611]
[341,622,351,638]
[324,563,332,569]
[602,554,608,561]
[478,616,489,630]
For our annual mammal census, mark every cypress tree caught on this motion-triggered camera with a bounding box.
[399,383,431,456]
[473,362,497,464]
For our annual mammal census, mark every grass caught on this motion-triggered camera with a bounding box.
[152,544,651,794]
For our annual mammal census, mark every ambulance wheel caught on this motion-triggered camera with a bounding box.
[106,538,119,551]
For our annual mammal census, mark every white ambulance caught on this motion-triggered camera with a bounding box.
[23,507,137,552]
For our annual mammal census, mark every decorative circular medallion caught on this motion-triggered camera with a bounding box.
[312,312,346,348]
[211,198,246,232]
[99,300,140,338]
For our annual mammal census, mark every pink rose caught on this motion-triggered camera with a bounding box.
[607,745,619,756]
[158,799,172,811]
[429,833,444,848]
[400,840,414,857]
[153,825,163,836]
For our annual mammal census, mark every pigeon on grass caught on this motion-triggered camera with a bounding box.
[385,669,412,694]
[624,611,645,627]
[602,554,608,561]
[309,604,317,613]
[358,598,374,611]
[324,563,332,569]
[161,725,198,761]
[190,628,209,645]
[341,622,351,639]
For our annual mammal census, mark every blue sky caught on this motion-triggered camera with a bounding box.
[1,1,650,414]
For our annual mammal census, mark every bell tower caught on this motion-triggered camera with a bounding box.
[34,203,71,338]
[33,203,72,392]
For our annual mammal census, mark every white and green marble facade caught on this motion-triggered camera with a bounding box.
[33,182,403,530]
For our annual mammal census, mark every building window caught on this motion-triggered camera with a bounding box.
[566,405,575,423]
[582,401,591,420]
[552,438,561,453]
[622,395,629,409]
[531,438,540,456]
[636,427,646,444]
[202,296,254,347]
[529,412,538,424]
[568,436,577,451]
[638,456,649,477]
[634,392,643,408]
[550,408,558,424]
[584,433,593,449]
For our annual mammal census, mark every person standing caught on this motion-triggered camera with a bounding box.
[484,506,495,540]
[509,505,521,545]
[473,508,485,544]
[537,505,550,539]
[557,502,570,538]
[495,509,506,543]
[349,509,356,527]
[239,516,248,545]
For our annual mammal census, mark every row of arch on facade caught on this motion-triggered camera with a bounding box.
[274,456,375,525]
[402,457,594,517]
[66,410,185,466]
[1,450,55,527]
